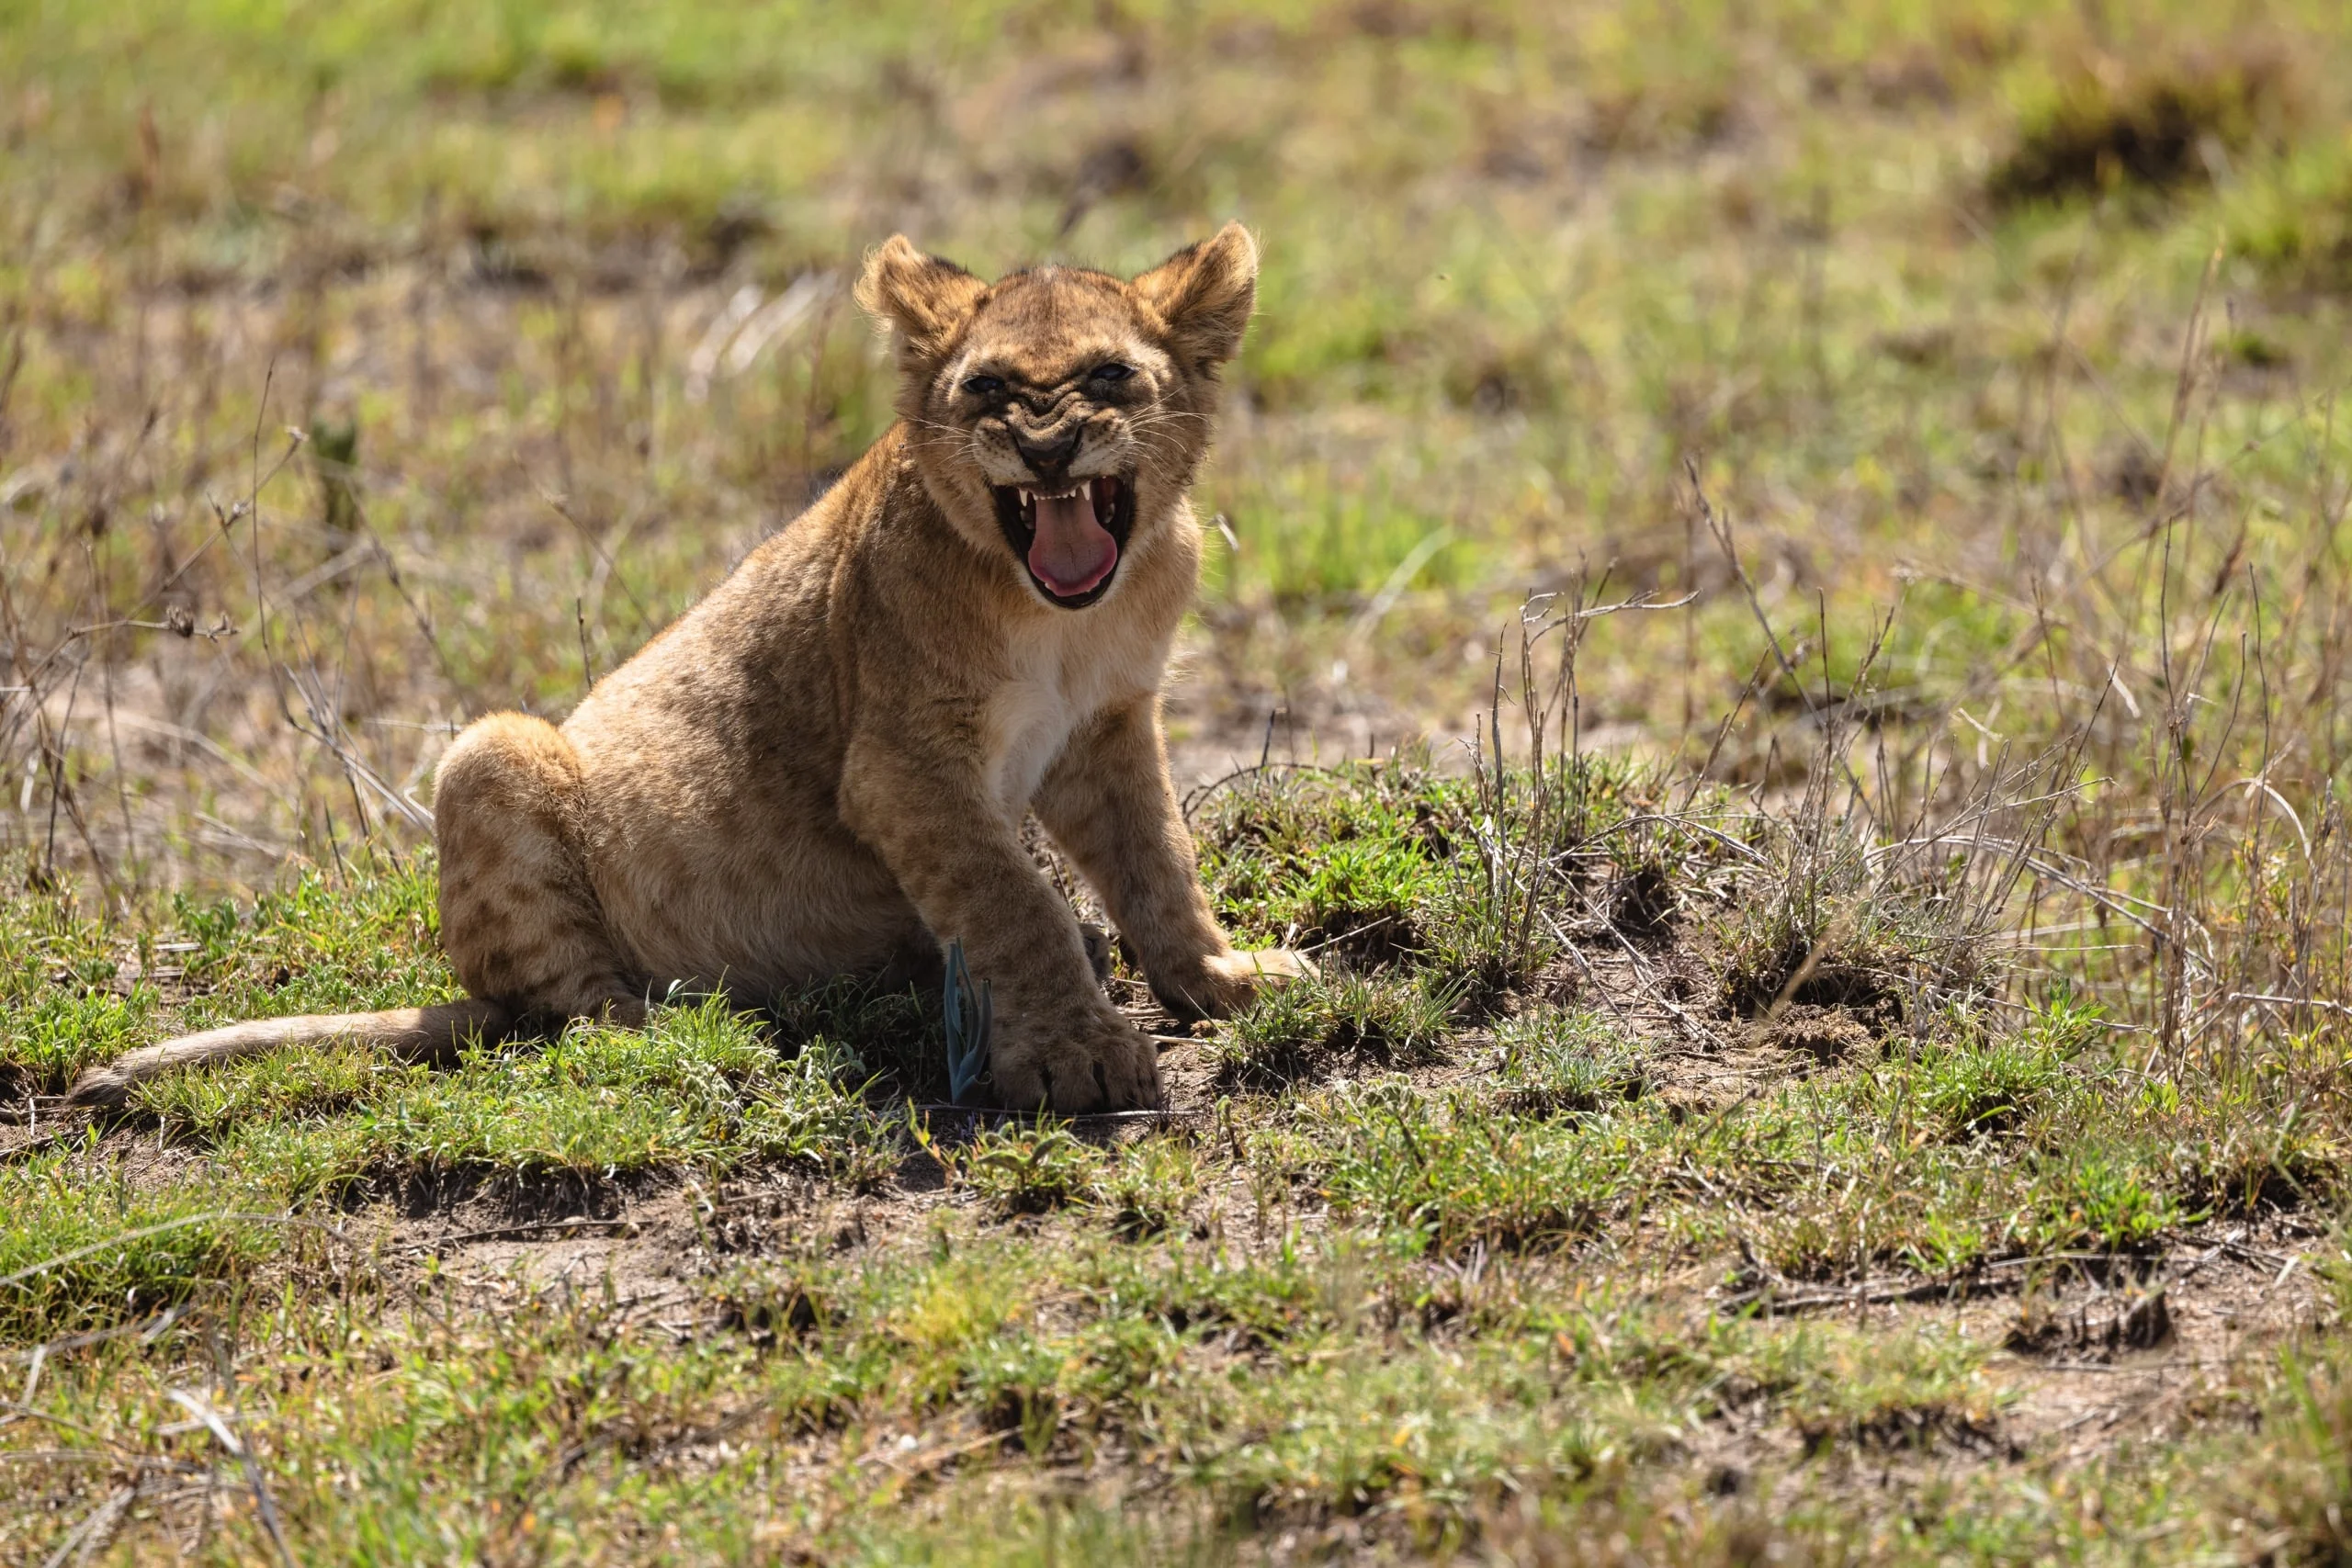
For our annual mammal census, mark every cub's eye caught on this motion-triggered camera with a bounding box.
[1088,363,1132,384]
[962,374,1006,398]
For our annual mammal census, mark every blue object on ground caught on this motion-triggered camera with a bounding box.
[944,938,992,1106]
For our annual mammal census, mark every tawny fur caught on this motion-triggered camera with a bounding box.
[70,224,1309,1114]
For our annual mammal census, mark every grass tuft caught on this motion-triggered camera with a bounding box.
[956,1122,1102,1216]
[1209,968,1463,1090]
[1492,1008,1648,1116]
[1989,35,2311,208]
[0,1154,277,1343]
[1101,1133,1205,1238]
[1917,1007,2090,1139]
[2233,1352,2352,1562]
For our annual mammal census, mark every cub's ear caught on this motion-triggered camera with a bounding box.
[1134,221,1258,373]
[855,235,988,359]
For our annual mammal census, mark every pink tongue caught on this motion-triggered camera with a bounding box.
[1028,491,1117,596]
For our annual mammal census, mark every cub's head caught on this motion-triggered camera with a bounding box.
[855,224,1256,610]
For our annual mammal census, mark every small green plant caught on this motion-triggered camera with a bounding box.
[741,1035,899,1187]
[1307,1082,1636,1254]
[131,1042,398,1136]
[1916,998,2098,1140]
[963,1332,1069,1458]
[712,1267,835,1347]
[1101,1134,1204,1237]
[1210,969,1462,1090]
[2222,138,2352,291]
[1919,1038,2071,1140]
[1712,738,2053,1026]
[1492,1008,1647,1115]
[1282,836,1433,962]
[1195,760,1444,960]
[960,1122,1102,1215]
[2230,1351,2352,1562]
[1413,874,1556,1008]
[1713,830,1904,1021]
[2,985,159,1097]
[0,1153,280,1341]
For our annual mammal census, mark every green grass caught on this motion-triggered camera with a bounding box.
[0,1150,281,1342]
[2,1154,2327,1562]
[7,753,2352,1556]
[1492,1008,1650,1115]
[1208,969,1464,1089]
[952,1122,1102,1215]
[122,990,902,1194]
[7,0,2352,1558]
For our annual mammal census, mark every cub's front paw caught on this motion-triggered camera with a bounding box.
[1157,948,1318,1021]
[989,1002,1162,1113]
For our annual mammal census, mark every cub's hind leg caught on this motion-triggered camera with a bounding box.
[433,714,645,1029]
[62,716,638,1109]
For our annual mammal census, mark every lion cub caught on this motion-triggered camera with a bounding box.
[73,225,1310,1114]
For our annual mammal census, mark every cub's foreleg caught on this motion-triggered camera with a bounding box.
[840,728,1158,1113]
[1033,697,1314,1020]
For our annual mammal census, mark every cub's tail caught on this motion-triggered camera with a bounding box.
[66,1000,514,1109]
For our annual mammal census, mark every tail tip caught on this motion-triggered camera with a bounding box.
[66,1067,131,1109]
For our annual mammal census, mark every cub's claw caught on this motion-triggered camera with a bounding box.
[988,1003,1162,1113]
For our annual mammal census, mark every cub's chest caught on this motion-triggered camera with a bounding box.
[981,615,1169,816]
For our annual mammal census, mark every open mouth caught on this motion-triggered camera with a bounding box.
[990,474,1135,608]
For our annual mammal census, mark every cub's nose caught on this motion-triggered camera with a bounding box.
[1013,431,1080,482]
